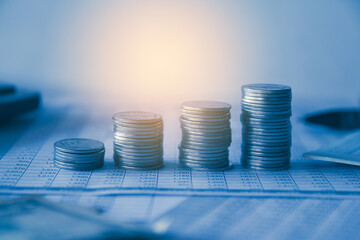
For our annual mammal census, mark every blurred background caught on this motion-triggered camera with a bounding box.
[0,0,359,108]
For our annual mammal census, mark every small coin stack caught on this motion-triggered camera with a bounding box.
[54,138,105,170]
[179,101,232,170]
[241,84,292,170]
[113,111,164,170]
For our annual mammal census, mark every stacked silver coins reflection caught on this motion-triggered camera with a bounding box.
[113,111,164,170]
[54,138,105,170]
[179,101,232,170]
[241,84,292,170]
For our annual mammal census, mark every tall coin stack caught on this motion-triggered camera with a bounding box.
[241,84,292,170]
[113,112,164,170]
[54,138,105,171]
[179,101,232,170]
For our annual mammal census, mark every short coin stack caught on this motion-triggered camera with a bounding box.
[241,84,292,170]
[113,111,164,170]
[179,101,232,170]
[54,138,105,170]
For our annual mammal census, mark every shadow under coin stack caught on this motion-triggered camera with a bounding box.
[113,112,164,170]
[179,101,232,170]
[241,84,292,170]
[54,138,105,170]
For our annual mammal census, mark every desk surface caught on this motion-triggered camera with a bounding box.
[1,101,360,239]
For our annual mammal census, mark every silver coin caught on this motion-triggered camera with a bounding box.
[114,146,162,154]
[114,158,164,170]
[242,108,291,116]
[241,100,291,107]
[182,132,232,140]
[182,137,231,144]
[241,161,289,169]
[242,130,291,136]
[114,125,163,133]
[181,101,231,112]
[242,124,291,131]
[182,131,232,138]
[113,111,162,124]
[180,157,229,165]
[114,152,163,161]
[180,159,229,169]
[55,149,105,158]
[241,114,291,121]
[242,141,291,148]
[115,159,164,167]
[181,111,231,119]
[116,164,164,171]
[179,150,228,159]
[113,153,163,160]
[242,161,290,169]
[242,151,290,159]
[181,126,231,134]
[242,92,291,99]
[241,120,291,128]
[182,137,231,146]
[242,143,291,150]
[180,156,229,165]
[114,142,162,150]
[180,161,233,171]
[181,115,231,124]
[242,155,291,163]
[182,125,231,133]
[242,138,291,146]
[180,117,230,126]
[242,157,290,164]
[180,150,229,159]
[114,131,163,139]
[242,94,292,101]
[113,149,163,157]
[182,137,231,145]
[54,160,103,171]
[114,123,163,130]
[242,125,291,131]
[242,136,291,143]
[242,131,291,138]
[242,83,291,92]
[113,135,163,143]
[180,123,230,132]
[241,105,291,113]
[54,153,104,164]
[180,144,228,153]
[241,109,292,116]
[180,144,230,152]
[242,154,291,162]
[180,160,230,170]
[54,138,104,154]
[181,108,229,116]
[116,156,164,163]
[242,98,291,106]
[241,115,291,123]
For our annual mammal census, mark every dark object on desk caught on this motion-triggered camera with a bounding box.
[305,109,360,130]
[0,83,40,121]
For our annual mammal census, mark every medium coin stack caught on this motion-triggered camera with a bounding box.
[241,84,292,170]
[113,111,164,170]
[54,138,105,170]
[179,101,232,170]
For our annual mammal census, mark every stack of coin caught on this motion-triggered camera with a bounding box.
[241,84,292,170]
[54,138,105,170]
[112,111,164,170]
[179,101,232,170]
